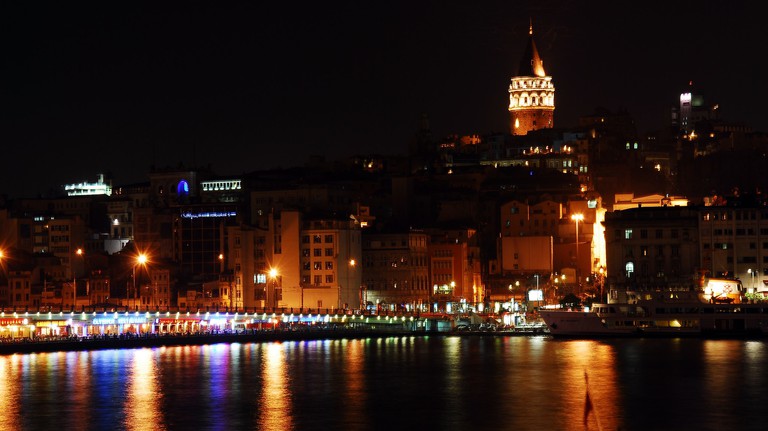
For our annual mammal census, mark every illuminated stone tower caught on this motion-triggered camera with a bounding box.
[508,21,555,135]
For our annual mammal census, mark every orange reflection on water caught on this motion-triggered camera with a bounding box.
[257,342,293,430]
[0,355,22,431]
[342,339,367,427]
[559,341,620,431]
[123,348,166,431]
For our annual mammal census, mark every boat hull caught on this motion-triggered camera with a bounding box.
[540,306,768,338]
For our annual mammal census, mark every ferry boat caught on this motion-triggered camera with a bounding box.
[539,278,768,337]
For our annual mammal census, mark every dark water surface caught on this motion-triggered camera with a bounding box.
[2,335,766,431]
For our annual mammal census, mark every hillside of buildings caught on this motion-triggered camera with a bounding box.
[2,100,768,318]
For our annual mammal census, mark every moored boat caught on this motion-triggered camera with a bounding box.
[540,278,768,338]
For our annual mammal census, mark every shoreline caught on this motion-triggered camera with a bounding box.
[0,329,548,355]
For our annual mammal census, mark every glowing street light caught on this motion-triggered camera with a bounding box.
[598,266,606,302]
[571,213,584,290]
[268,268,279,310]
[134,253,148,312]
[73,248,83,311]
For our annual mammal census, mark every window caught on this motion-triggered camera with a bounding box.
[325,261,333,270]
[314,249,322,257]
[314,262,322,270]
[625,262,635,278]
[313,235,321,243]
[302,249,310,257]
[325,248,333,257]
[325,275,334,283]
[655,229,662,239]
[302,235,310,244]
[325,235,334,243]
[624,229,633,240]
[314,275,322,285]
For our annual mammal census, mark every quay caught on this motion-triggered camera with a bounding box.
[0,307,547,355]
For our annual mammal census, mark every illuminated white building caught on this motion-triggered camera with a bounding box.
[64,174,112,196]
[508,22,555,136]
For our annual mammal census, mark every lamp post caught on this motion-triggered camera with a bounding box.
[268,268,279,310]
[0,249,5,298]
[73,248,83,311]
[571,213,584,292]
[134,253,147,312]
[598,266,606,303]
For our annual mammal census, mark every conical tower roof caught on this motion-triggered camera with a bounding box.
[517,21,546,77]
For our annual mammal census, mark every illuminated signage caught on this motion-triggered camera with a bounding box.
[528,290,544,301]
[157,318,201,323]
[0,318,27,325]
[92,316,147,325]
[180,211,237,219]
[201,180,242,192]
[36,320,69,327]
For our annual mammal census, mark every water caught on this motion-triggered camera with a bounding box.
[2,335,767,431]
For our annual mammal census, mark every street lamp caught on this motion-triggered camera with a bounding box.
[268,267,279,310]
[134,253,148,312]
[571,213,584,291]
[598,266,606,303]
[73,248,83,311]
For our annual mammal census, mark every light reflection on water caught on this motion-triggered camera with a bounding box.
[1,336,767,431]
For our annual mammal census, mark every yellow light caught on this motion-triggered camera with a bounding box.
[269,268,278,279]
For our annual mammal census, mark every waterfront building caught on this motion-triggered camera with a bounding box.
[425,228,483,310]
[298,217,362,310]
[225,209,362,312]
[699,204,768,293]
[362,230,429,311]
[87,270,111,306]
[3,269,33,309]
[603,206,700,291]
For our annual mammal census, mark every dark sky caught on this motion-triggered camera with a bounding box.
[2,1,766,198]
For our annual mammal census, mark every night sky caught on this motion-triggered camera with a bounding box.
[2,1,766,198]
